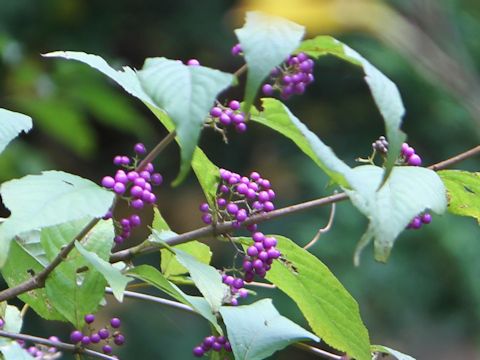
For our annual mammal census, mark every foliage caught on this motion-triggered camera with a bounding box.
[0,9,478,360]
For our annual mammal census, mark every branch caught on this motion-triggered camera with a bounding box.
[428,145,480,171]
[0,330,117,360]
[294,342,344,360]
[105,287,197,315]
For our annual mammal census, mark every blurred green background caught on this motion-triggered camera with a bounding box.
[1,0,479,359]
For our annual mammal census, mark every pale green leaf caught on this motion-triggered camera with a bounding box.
[0,108,32,154]
[75,241,131,302]
[174,250,228,313]
[220,299,319,360]
[137,58,233,185]
[372,345,416,360]
[126,265,222,334]
[346,165,447,264]
[161,242,212,278]
[42,219,113,328]
[438,170,480,223]
[238,235,371,360]
[0,342,33,360]
[298,36,407,179]
[191,148,220,208]
[0,171,114,267]
[235,11,305,111]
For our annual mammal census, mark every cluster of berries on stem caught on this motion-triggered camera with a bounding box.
[199,169,281,305]
[70,315,124,357]
[207,100,247,138]
[192,335,232,357]
[101,143,163,244]
[401,142,422,166]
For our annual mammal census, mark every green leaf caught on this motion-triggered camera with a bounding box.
[297,35,407,179]
[251,98,353,187]
[2,305,22,334]
[191,148,220,208]
[235,12,305,111]
[75,241,131,302]
[161,242,212,278]
[220,299,319,360]
[42,219,113,328]
[174,250,228,313]
[438,170,480,223]
[1,233,66,321]
[0,108,32,154]
[126,265,222,334]
[346,165,447,264]
[372,345,416,360]
[0,171,114,267]
[245,235,371,360]
[152,207,171,232]
[137,58,233,185]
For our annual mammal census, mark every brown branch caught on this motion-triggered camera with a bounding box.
[0,330,117,360]
[428,145,480,171]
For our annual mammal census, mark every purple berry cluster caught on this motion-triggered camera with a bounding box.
[101,143,163,244]
[199,169,281,302]
[401,142,422,166]
[372,136,389,154]
[192,335,232,357]
[261,52,315,100]
[407,212,432,230]
[70,315,124,356]
[208,100,247,134]
[26,336,61,360]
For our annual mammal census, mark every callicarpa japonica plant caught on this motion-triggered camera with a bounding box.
[0,11,478,360]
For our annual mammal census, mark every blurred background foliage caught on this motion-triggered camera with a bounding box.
[0,0,479,359]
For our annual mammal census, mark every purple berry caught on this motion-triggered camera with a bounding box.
[226,203,239,215]
[421,213,432,224]
[113,182,126,195]
[130,185,143,198]
[113,156,123,166]
[232,278,244,289]
[199,203,209,212]
[187,59,200,66]
[98,329,109,339]
[250,172,260,181]
[193,346,204,357]
[263,237,277,249]
[220,113,231,126]
[262,84,274,95]
[252,232,265,242]
[224,275,235,285]
[253,259,264,270]
[101,176,115,189]
[231,43,242,56]
[114,334,125,346]
[235,123,247,133]
[84,314,95,324]
[217,198,227,207]
[263,201,275,212]
[243,260,253,272]
[90,333,101,343]
[102,345,113,354]
[229,100,240,111]
[225,341,232,352]
[81,336,91,345]
[133,177,146,188]
[408,154,422,166]
[131,199,144,209]
[236,209,248,222]
[247,246,258,257]
[121,156,130,165]
[130,214,141,227]
[151,173,163,185]
[210,106,222,118]
[70,330,83,343]
[134,143,147,155]
[127,171,139,181]
[258,191,269,202]
[110,317,121,328]
[202,213,212,224]
[212,342,222,351]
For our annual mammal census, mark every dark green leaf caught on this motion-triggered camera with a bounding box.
[297,35,407,179]
[235,12,305,111]
[0,171,114,267]
[220,299,319,360]
[238,235,371,360]
[439,170,480,223]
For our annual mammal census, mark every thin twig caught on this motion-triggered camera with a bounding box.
[428,145,480,171]
[248,281,276,289]
[294,342,344,360]
[233,64,247,79]
[0,330,116,360]
[303,202,336,251]
[105,287,197,315]
[136,130,177,171]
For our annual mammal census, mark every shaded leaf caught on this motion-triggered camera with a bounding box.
[372,345,416,360]
[298,35,407,179]
[0,171,114,267]
[0,108,32,154]
[439,170,480,223]
[1,233,66,321]
[220,299,319,360]
[75,241,131,302]
[42,219,113,328]
[235,12,305,111]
